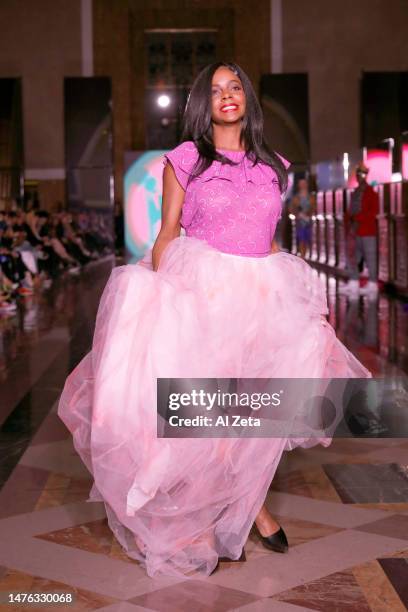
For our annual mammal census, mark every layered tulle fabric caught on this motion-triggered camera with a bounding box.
[58,236,371,578]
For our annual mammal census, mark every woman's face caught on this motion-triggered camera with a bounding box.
[211,67,246,126]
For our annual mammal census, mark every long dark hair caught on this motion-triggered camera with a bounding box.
[180,61,288,192]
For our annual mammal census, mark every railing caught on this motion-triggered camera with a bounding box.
[289,180,408,297]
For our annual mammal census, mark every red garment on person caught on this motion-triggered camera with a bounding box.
[345,185,379,236]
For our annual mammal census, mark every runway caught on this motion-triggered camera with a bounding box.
[0,258,407,611]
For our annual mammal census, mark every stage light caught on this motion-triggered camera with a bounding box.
[342,152,350,185]
[342,153,349,172]
[157,94,170,108]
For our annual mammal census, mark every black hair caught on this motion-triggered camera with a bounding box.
[180,61,288,192]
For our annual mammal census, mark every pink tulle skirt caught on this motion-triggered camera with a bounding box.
[58,236,371,577]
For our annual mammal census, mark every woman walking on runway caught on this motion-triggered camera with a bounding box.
[58,62,371,578]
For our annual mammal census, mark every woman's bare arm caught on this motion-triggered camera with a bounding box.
[152,162,185,272]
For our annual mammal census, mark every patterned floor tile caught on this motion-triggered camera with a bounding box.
[323,439,392,457]
[210,512,348,568]
[265,491,389,529]
[355,514,408,541]
[352,502,408,513]
[378,558,408,608]
[278,517,344,548]
[0,568,118,610]
[63,475,93,505]
[271,466,341,503]
[322,463,408,503]
[232,601,315,612]
[247,516,344,552]
[360,447,408,465]
[34,472,71,510]
[352,559,407,612]
[271,470,312,498]
[96,604,153,612]
[0,465,50,519]
[32,471,93,511]
[36,518,247,570]
[388,547,408,558]
[35,519,137,565]
[208,529,408,598]
[272,568,372,612]
[31,412,71,446]
[19,438,91,479]
[128,580,261,612]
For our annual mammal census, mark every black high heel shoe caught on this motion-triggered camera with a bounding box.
[209,548,246,575]
[209,560,220,576]
[258,525,289,553]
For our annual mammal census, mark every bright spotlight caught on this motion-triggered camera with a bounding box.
[157,94,170,108]
[342,153,349,171]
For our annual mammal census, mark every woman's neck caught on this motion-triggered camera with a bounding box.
[212,124,244,152]
[216,146,245,152]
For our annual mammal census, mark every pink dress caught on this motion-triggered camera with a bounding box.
[58,141,371,578]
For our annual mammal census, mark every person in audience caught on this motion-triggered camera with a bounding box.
[0,217,34,295]
[341,162,379,298]
[0,201,114,318]
[290,178,315,259]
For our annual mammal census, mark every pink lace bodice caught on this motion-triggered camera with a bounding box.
[163,140,290,257]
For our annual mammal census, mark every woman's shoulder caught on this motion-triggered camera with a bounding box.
[165,140,198,164]
[252,152,291,188]
[255,151,290,172]
[162,141,199,191]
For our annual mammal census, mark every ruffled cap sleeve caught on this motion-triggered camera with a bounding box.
[162,141,198,190]
[276,152,291,170]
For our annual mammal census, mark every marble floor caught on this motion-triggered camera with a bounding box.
[0,259,408,611]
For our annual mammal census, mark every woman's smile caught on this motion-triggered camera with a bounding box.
[220,103,239,112]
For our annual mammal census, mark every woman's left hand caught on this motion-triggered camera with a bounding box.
[271,241,280,253]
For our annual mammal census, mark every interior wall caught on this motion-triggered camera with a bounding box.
[1,0,407,205]
[93,0,271,200]
[0,0,82,172]
[282,0,408,162]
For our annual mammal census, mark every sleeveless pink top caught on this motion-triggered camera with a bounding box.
[163,140,290,258]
